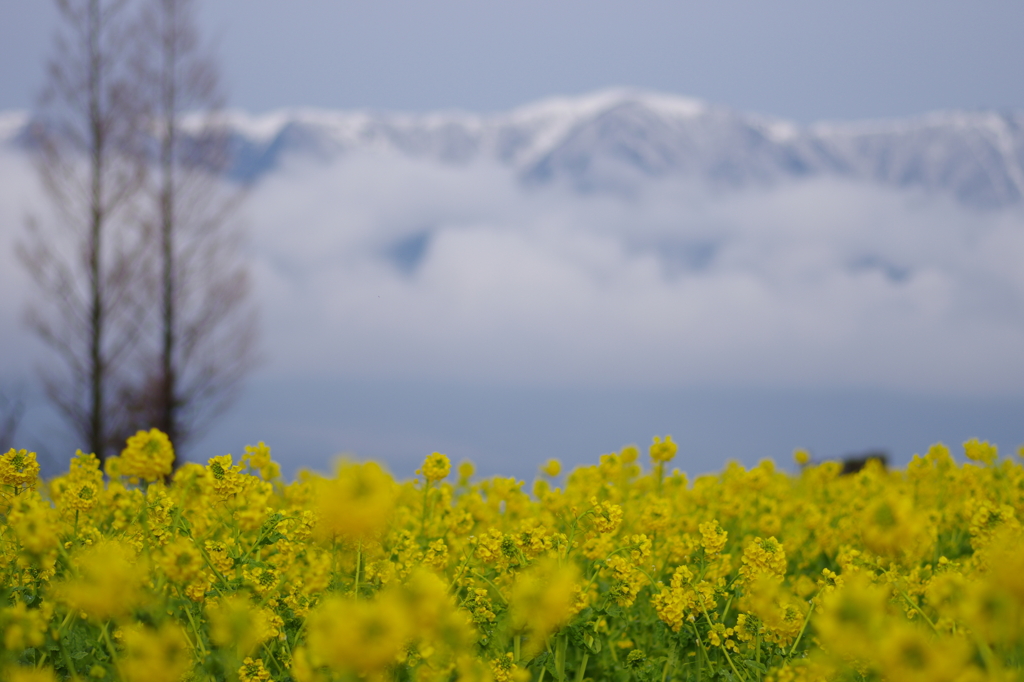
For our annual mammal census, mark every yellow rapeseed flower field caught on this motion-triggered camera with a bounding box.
[1,433,1024,681]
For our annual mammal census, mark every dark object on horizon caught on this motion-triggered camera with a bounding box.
[839,450,890,475]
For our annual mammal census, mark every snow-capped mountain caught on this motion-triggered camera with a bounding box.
[4,89,1023,208]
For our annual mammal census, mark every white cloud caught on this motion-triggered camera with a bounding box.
[3,145,1023,401]
[238,152,1024,394]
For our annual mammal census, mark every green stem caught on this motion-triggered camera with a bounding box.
[179,595,208,658]
[261,641,288,677]
[470,570,509,605]
[720,593,735,624]
[57,633,79,680]
[55,609,76,639]
[420,481,431,542]
[448,546,475,593]
[698,604,747,682]
[786,602,815,660]
[563,509,594,562]
[514,635,521,663]
[974,634,998,675]
[661,642,675,682]
[188,533,230,592]
[690,624,709,679]
[354,540,362,596]
[101,622,123,679]
[574,652,589,682]
[555,634,568,680]
[897,588,941,636]
[755,630,762,682]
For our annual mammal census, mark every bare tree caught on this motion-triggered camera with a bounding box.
[122,0,257,461]
[0,389,25,453]
[18,0,150,461]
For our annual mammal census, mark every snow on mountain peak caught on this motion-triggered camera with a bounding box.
[3,91,1023,208]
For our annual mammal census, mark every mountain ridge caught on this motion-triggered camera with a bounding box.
[4,89,1024,208]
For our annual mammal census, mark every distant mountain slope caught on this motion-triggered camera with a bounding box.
[4,89,1024,208]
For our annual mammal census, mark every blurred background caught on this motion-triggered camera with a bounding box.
[1,1,1023,480]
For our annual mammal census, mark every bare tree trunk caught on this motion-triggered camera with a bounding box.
[0,390,25,453]
[157,0,179,448]
[124,0,257,462]
[18,0,149,462]
[87,0,107,457]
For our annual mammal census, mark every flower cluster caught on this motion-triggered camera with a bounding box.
[1,435,1024,682]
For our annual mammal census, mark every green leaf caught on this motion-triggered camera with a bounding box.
[544,655,566,682]
[743,659,769,674]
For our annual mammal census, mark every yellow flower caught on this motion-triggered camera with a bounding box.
[7,492,60,556]
[0,448,40,488]
[424,538,449,570]
[860,493,934,562]
[2,667,58,682]
[457,460,475,483]
[541,459,562,477]
[651,566,716,632]
[11,430,1024,682]
[206,594,282,656]
[206,454,244,498]
[120,429,174,482]
[419,452,451,483]
[490,653,529,682]
[649,435,678,464]
[963,437,998,465]
[876,623,972,682]
[238,657,273,682]
[589,497,623,534]
[56,539,149,620]
[154,536,203,585]
[509,558,581,652]
[605,555,645,607]
[765,659,835,682]
[699,520,728,557]
[242,441,281,481]
[739,536,787,585]
[313,460,397,543]
[305,592,411,678]
[968,501,1020,552]
[813,574,891,663]
[204,540,235,573]
[793,449,810,465]
[119,622,192,682]
[740,576,808,646]
[1,601,54,650]
[59,450,104,512]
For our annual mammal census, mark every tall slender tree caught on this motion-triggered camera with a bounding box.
[0,389,25,453]
[124,0,257,461]
[18,0,150,461]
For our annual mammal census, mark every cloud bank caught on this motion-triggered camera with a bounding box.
[238,151,1024,395]
[3,145,1024,395]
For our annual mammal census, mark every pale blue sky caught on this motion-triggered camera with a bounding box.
[3,1,1024,121]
